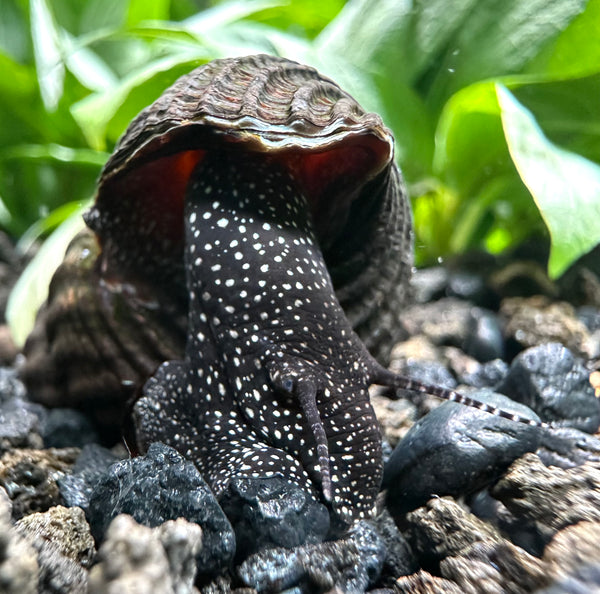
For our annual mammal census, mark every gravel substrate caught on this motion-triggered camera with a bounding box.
[1,236,600,593]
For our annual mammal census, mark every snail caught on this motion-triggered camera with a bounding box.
[22,55,539,529]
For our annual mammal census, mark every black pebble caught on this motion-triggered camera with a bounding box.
[383,390,541,519]
[497,342,600,433]
[88,442,235,577]
[219,475,329,560]
[463,308,504,362]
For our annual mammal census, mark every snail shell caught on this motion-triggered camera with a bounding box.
[22,55,413,525]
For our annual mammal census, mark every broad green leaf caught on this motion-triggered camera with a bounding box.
[530,0,600,78]
[498,84,600,278]
[127,0,170,27]
[425,0,587,111]
[6,206,87,346]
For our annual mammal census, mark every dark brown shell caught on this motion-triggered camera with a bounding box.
[23,54,412,432]
[90,54,412,357]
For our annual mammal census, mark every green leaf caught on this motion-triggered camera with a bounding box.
[498,84,600,278]
[6,206,87,346]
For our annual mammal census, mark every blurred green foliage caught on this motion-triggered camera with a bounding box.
[2,0,600,325]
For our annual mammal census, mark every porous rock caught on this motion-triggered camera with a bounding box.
[491,453,600,535]
[89,514,202,594]
[237,520,385,593]
[88,442,235,577]
[384,390,541,518]
[543,521,600,586]
[394,570,464,594]
[501,296,590,356]
[15,505,95,567]
[401,497,547,592]
[497,342,600,432]
[219,475,329,559]
[0,447,79,520]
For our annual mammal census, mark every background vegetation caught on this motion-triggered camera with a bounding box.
[2,0,600,342]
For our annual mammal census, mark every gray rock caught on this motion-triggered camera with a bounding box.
[384,390,541,517]
[88,442,235,577]
[238,520,385,593]
[491,453,600,535]
[219,476,329,559]
[89,514,201,594]
[497,343,600,432]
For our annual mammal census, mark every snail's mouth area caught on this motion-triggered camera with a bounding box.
[93,135,389,285]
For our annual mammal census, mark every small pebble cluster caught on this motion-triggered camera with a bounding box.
[1,240,600,593]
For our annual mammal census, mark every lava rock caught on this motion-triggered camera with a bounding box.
[501,296,590,357]
[0,367,26,402]
[238,520,386,593]
[539,521,600,593]
[88,442,235,577]
[219,476,329,560]
[537,426,600,468]
[57,444,122,513]
[497,342,600,432]
[41,408,99,448]
[384,390,541,518]
[394,570,464,594]
[491,453,600,535]
[0,447,79,520]
[440,539,547,593]
[402,496,547,592]
[89,514,202,594]
[15,505,95,568]
[370,393,416,449]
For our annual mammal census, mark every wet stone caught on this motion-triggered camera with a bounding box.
[88,442,235,577]
[237,520,385,593]
[497,342,600,432]
[462,307,504,362]
[384,390,541,518]
[219,476,329,560]
[394,569,464,594]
